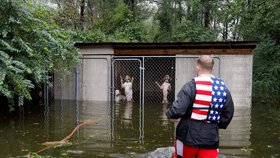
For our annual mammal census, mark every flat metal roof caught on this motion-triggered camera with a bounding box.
[75,41,258,49]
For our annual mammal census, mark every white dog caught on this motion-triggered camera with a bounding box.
[115,89,126,103]
[121,75,134,102]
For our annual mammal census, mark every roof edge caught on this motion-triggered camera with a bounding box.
[74,41,258,49]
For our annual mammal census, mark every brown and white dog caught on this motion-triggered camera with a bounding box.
[155,75,172,104]
[115,89,126,103]
[121,75,134,102]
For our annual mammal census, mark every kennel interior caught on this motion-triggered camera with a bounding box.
[113,57,175,103]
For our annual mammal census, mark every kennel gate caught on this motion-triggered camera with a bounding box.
[112,58,143,104]
[112,57,144,141]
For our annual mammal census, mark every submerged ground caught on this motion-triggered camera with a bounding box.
[0,100,279,158]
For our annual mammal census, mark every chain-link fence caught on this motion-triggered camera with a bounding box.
[55,55,220,104]
[144,57,175,103]
[112,58,142,103]
[112,56,220,104]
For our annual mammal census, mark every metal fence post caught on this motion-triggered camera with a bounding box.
[75,64,78,102]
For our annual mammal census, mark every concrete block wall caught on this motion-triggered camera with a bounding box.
[54,48,113,101]
[81,57,111,101]
[175,55,220,99]
[175,54,253,107]
[175,56,196,95]
[219,55,253,107]
[219,106,251,156]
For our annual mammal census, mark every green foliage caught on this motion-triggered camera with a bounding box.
[82,3,149,42]
[252,40,280,98]
[238,0,280,99]
[153,0,221,42]
[0,0,78,110]
[239,0,280,41]
[72,29,108,42]
[100,3,149,42]
[153,0,175,42]
[174,21,217,42]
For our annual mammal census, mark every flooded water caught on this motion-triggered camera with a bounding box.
[0,100,279,158]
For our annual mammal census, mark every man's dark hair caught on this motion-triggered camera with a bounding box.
[197,55,214,71]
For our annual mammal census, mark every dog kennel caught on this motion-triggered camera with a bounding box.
[54,42,256,107]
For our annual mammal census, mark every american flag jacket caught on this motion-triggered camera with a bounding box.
[191,76,228,123]
[166,75,234,149]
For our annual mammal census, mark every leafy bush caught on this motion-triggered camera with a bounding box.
[174,21,217,42]
[253,39,280,98]
[86,3,149,42]
[0,0,79,110]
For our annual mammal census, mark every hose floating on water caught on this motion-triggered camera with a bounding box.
[35,119,97,154]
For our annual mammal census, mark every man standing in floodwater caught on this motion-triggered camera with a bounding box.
[166,55,234,158]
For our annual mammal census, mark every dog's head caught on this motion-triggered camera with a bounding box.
[115,89,120,96]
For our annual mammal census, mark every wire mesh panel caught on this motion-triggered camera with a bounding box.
[143,56,220,104]
[144,57,176,104]
[112,59,141,103]
[112,58,143,141]
[111,56,220,104]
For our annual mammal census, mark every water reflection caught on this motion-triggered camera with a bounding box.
[123,101,133,125]
[52,100,173,157]
[53,101,253,157]
[250,102,280,158]
[44,103,50,140]
[219,106,251,157]
[59,100,65,137]
[1,100,280,157]
[162,103,169,125]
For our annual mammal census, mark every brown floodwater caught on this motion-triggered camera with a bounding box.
[0,100,279,158]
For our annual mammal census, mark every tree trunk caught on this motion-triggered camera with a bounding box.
[234,17,240,40]
[87,0,94,17]
[213,18,216,30]
[223,23,228,40]
[204,9,210,27]
[232,19,236,40]
[186,1,191,19]
[247,0,251,9]
[203,0,210,27]
[80,0,85,29]
[178,0,182,23]
[87,0,99,26]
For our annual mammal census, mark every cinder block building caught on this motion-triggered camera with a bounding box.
[54,41,256,107]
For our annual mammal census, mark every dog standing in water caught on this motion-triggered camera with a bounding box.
[155,75,171,104]
[121,75,134,102]
[115,89,126,103]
